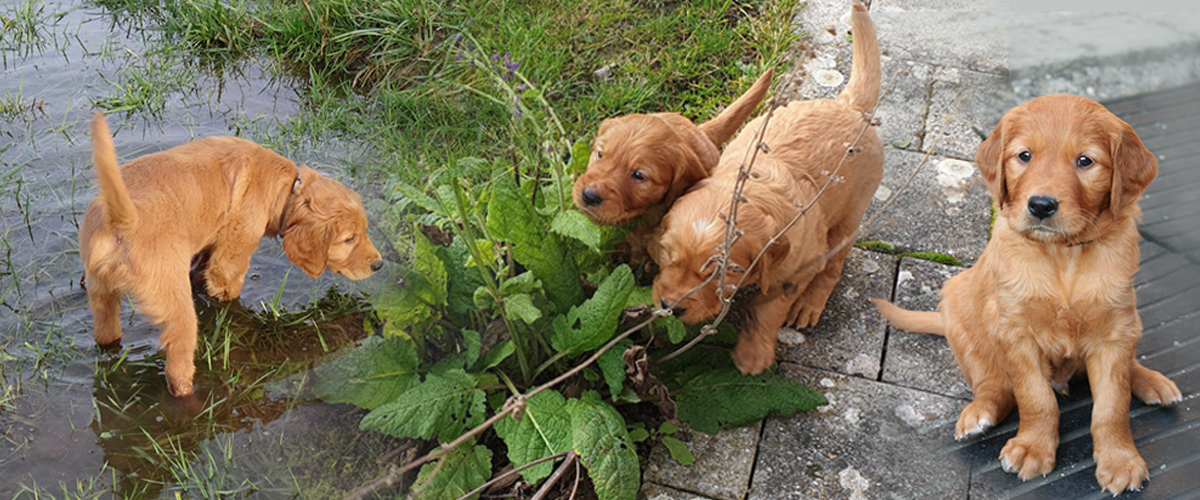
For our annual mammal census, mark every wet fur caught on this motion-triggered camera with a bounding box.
[653,2,882,375]
[80,114,383,397]
[871,95,1180,495]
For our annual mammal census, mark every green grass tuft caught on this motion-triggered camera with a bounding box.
[854,240,895,254]
[898,252,963,267]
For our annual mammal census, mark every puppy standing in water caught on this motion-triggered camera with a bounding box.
[81,114,383,396]
[653,1,881,374]
[873,95,1181,494]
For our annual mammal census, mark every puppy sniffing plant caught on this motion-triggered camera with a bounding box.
[312,39,826,500]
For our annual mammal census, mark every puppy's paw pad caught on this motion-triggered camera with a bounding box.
[1096,448,1148,495]
[1000,437,1056,480]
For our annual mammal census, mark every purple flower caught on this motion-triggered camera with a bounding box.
[515,84,527,92]
[492,53,501,61]
[513,95,522,118]
[465,43,474,52]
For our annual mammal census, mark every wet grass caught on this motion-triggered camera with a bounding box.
[91,0,802,183]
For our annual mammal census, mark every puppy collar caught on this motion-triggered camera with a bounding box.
[277,165,302,235]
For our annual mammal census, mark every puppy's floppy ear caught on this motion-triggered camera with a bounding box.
[663,125,721,205]
[282,168,332,278]
[1109,120,1158,219]
[975,122,1008,208]
[283,204,332,278]
[750,235,791,295]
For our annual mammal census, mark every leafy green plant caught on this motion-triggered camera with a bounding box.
[309,31,826,499]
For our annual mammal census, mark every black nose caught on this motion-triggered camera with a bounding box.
[1027,196,1058,220]
[370,260,384,272]
[581,187,603,207]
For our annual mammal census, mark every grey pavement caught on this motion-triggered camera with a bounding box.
[641,1,1200,498]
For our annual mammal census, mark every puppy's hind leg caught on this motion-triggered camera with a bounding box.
[135,256,200,397]
[1130,358,1182,406]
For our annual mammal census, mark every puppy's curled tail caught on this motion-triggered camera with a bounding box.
[91,113,137,233]
[869,298,944,336]
[837,1,881,114]
[698,67,774,148]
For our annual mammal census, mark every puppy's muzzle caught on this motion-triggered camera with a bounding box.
[1027,196,1058,220]
[581,187,604,207]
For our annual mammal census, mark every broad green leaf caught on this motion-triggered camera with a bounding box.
[567,138,591,176]
[596,338,632,397]
[661,436,696,465]
[312,336,419,410]
[413,229,447,306]
[473,285,493,311]
[505,293,543,325]
[500,271,540,296]
[370,230,447,334]
[550,210,603,251]
[550,265,635,355]
[437,237,484,324]
[412,443,493,500]
[627,286,653,308]
[494,390,572,483]
[657,315,688,344]
[360,370,485,442]
[486,174,582,313]
[476,340,515,371]
[659,422,679,435]
[394,182,443,216]
[674,367,826,434]
[628,427,650,443]
[566,392,639,500]
[462,329,482,366]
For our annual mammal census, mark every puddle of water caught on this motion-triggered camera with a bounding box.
[1,0,396,496]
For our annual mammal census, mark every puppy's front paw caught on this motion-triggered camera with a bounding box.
[1000,436,1056,480]
[785,297,826,329]
[1095,446,1148,495]
[1132,368,1182,406]
[732,341,776,375]
[954,401,998,440]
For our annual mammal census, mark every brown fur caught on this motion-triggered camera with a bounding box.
[80,113,383,397]
[871,95,1180,494]
[572,68,775,227]
[652,2,882,375]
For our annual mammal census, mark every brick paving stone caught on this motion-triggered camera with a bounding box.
[643,423,762,500]
[748,364,970,500]
[640,482,719,500]
[776,249,897,379]
[879,257,971,400]
[862,149,993,266]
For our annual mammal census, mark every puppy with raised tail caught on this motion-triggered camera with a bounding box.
[872,95,1181,495]
[653,1,882,375]
[81,114,384,396]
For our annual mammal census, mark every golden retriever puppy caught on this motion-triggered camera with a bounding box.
[572,68,774,226]
[871,94,1181,494]
[653,2,881,375]
[80,114,383,397]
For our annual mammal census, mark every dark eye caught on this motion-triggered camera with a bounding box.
[1017,151,1032,163]
[595,148,603,158]
[344,236,356,244]
[631,170,646,181]
[1075,155,1093,168]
